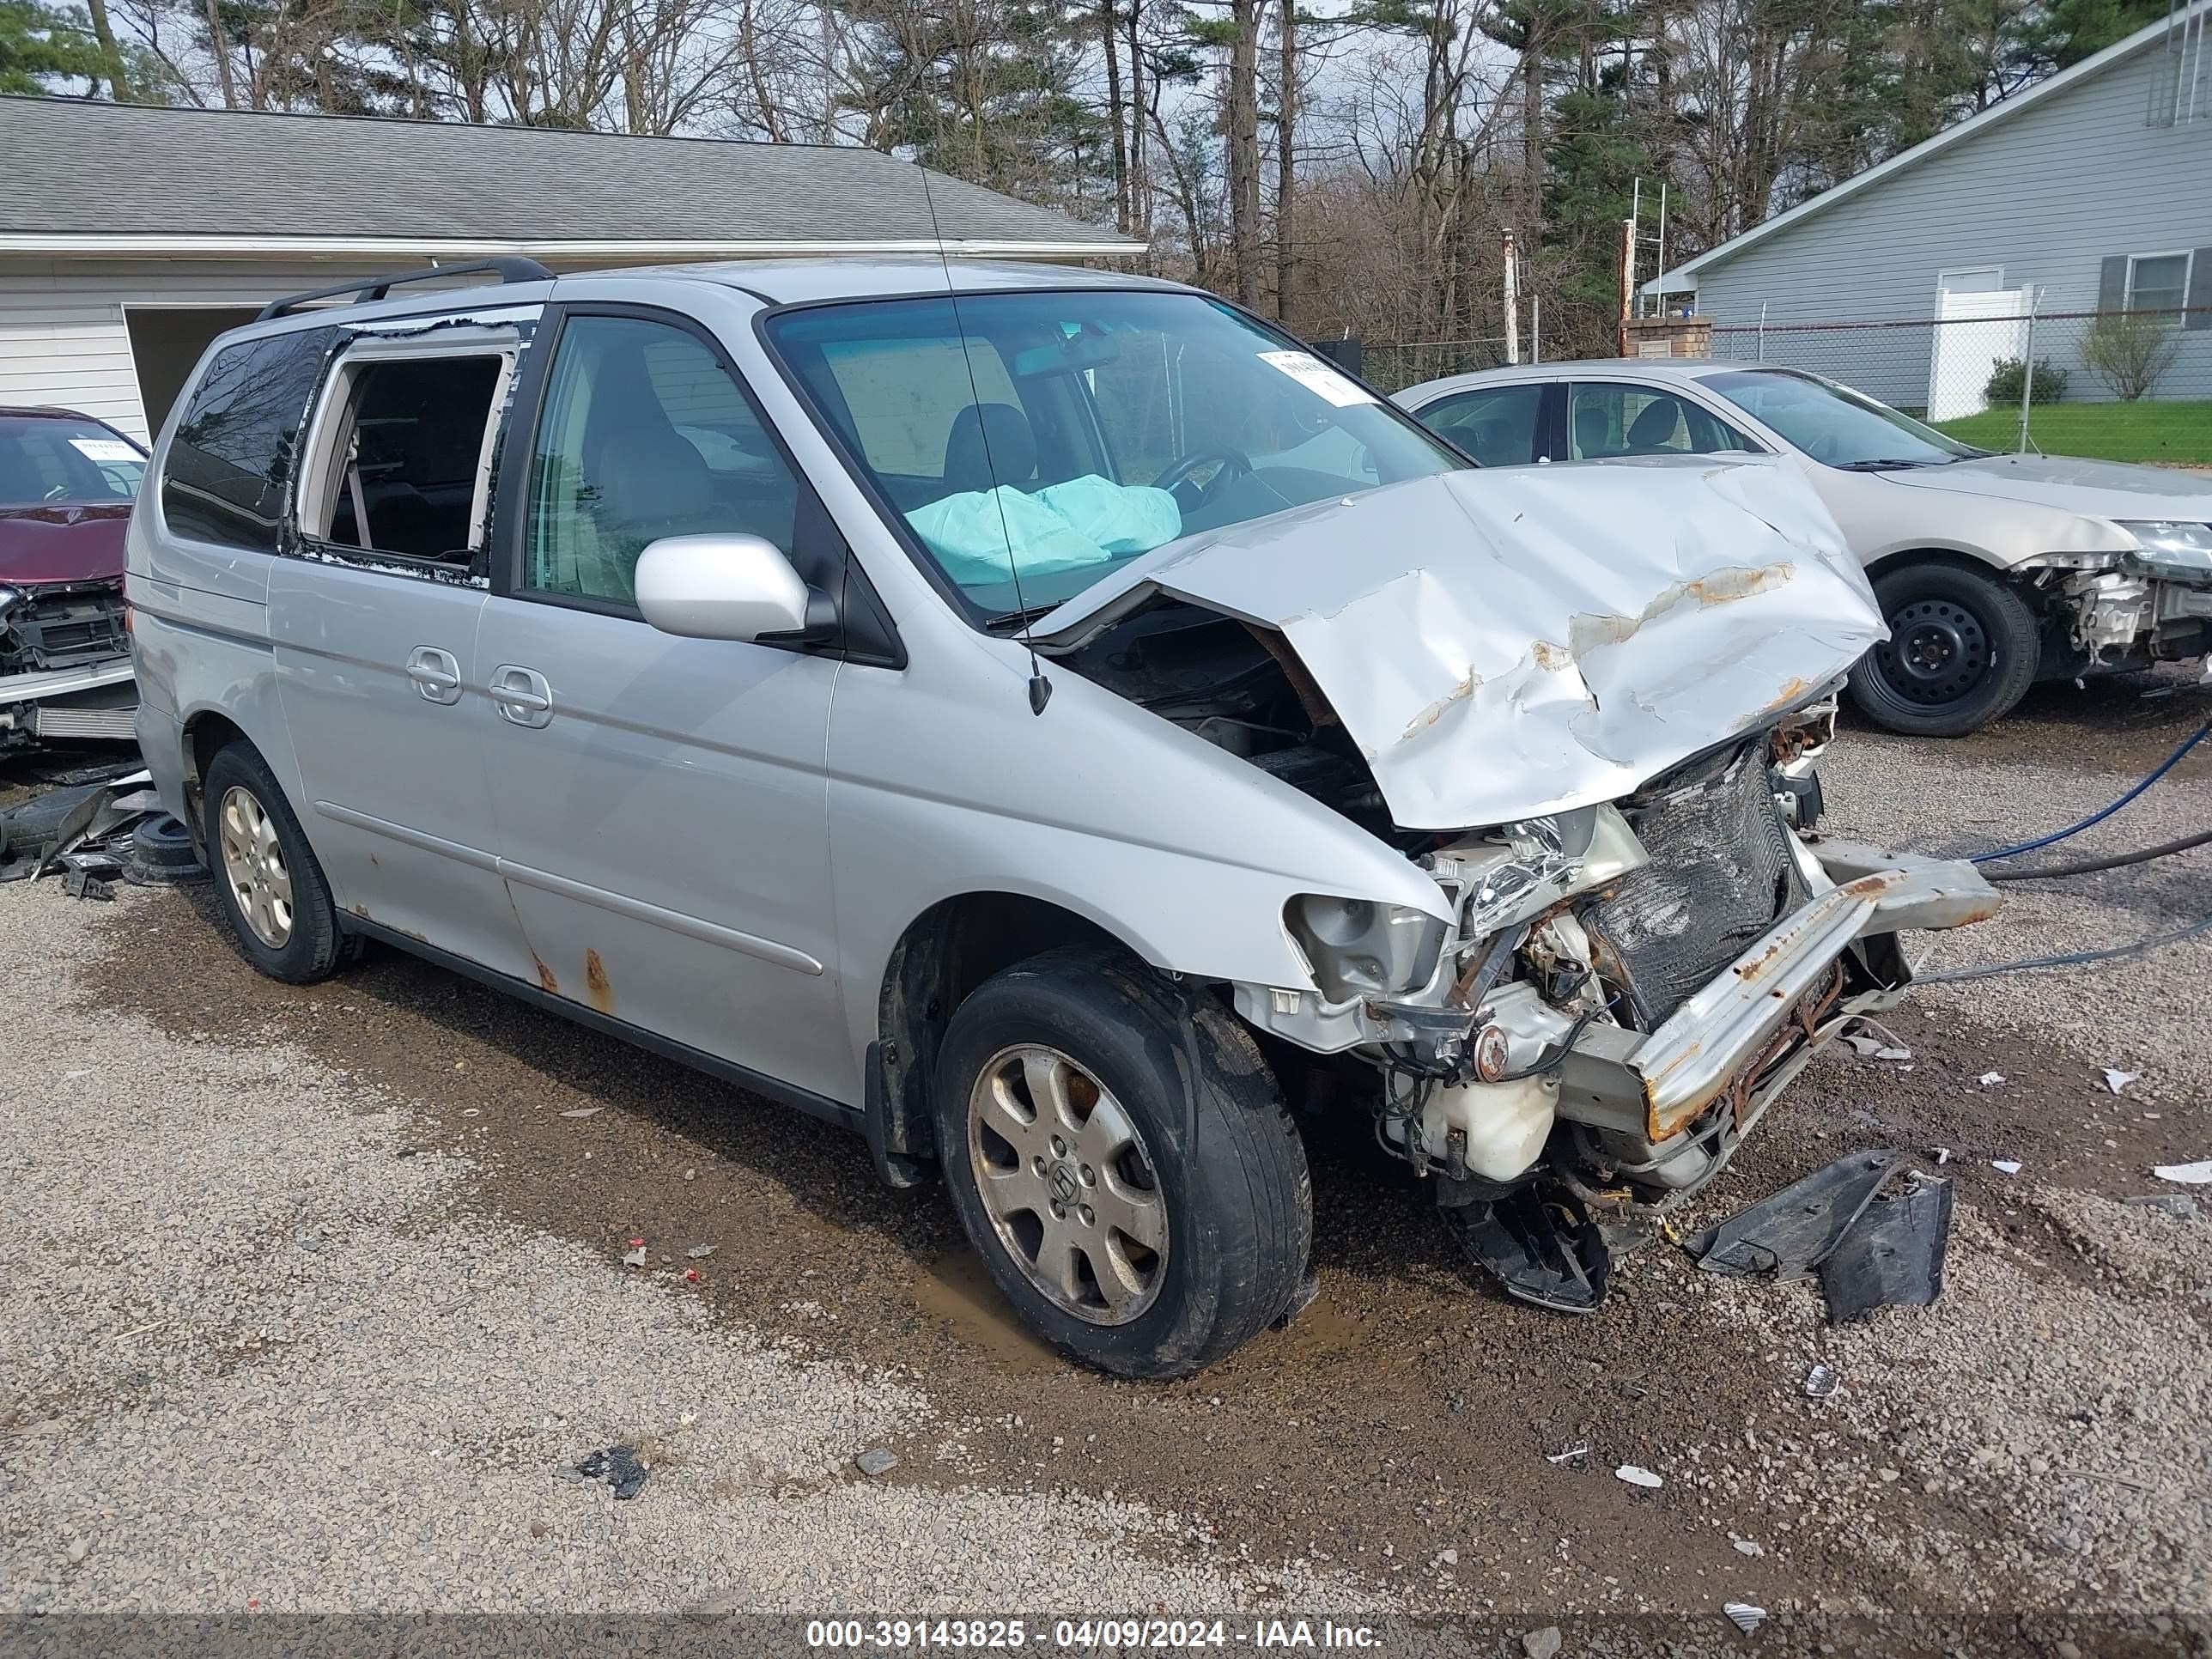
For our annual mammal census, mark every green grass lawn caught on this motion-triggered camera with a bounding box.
[1934,399,2212,466]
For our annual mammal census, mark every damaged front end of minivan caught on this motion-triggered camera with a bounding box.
[1036,455,1999,1312]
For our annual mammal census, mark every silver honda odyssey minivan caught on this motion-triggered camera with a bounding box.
[130,257,1998,1376]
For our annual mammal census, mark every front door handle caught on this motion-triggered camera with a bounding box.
[489,664,554,728]
[405,645,463,705]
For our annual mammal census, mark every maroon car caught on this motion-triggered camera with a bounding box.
[0,406,141,750]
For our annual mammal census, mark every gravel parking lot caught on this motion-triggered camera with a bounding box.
[3,670,2209,1651]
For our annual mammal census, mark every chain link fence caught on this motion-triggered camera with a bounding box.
[1346,307,2212,468]
[1328,337,1509,397]
[1707,307,2212,466]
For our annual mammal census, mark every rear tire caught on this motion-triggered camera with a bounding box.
[1849,562,2039,737]
[201,741,360,983]
[933,945,1311,1378]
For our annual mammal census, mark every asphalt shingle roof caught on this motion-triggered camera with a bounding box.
[0,96,1133,250]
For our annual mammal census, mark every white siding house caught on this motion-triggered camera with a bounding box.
[1644,4,2212,410]
[0,99,1139,445]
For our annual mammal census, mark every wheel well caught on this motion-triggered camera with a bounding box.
[177,711,249,854]
[1861,547,2005,586]
[1860,550,2073,676]
[873,893,1129,1170]
[181,710,248,787]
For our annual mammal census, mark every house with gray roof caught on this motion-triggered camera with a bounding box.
[0,97,1138,441]
[1641,2,2211,416]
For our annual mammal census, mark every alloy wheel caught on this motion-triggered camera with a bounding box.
[966,1043,1169,1325]
[217,785,294,949]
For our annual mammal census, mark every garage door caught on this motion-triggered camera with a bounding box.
[125,307,266,442]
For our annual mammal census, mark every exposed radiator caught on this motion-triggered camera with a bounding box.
[30,702,138,739]
[1590,738,1808,1025]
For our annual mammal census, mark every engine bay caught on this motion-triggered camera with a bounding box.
[1057,600,1409,845]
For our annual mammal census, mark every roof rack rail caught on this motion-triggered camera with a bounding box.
[253,257,556,323]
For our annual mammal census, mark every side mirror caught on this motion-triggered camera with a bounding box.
[633,534,832,644]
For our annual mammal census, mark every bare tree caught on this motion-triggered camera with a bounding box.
[1224,0,1261,306]
[1273,0,1297,323]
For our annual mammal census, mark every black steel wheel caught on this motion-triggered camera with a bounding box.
[1849,562,2040,737]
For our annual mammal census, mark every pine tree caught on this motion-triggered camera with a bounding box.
[0,0,106,94]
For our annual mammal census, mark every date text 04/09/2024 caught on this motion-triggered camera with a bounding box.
[802,1619,1384,1650]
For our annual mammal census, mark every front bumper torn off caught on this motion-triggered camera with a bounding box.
[1558,846,1998,1149]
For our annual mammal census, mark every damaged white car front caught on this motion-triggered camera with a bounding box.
[1039,455,1999,1311]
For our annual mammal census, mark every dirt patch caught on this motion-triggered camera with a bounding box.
[76,882,2210,1616]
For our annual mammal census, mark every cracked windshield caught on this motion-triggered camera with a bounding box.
[767,290,1468,622]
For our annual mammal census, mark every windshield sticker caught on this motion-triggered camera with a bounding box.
[68,437,140,463]
[1258,349,1376,408]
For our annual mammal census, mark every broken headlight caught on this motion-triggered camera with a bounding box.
[2118,521,2212,580]
[1285,894,1448,1002]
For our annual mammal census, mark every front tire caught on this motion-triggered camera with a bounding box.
[201,740,359,983]
[933,945,1311,1378]
[1849,561,2040,737]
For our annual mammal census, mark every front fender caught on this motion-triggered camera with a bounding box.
[826,633,1452,1078]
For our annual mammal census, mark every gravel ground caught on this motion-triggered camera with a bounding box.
[1819,669,2212,1080]
[0,890,1377,1620]
[2,670,2209,1650]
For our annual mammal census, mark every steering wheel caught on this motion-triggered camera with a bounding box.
[1801,432,1844,464]
[1154,447,1253,511]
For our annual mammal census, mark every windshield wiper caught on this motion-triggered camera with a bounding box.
[1832,458,1937,471]
[984,604,1058,634]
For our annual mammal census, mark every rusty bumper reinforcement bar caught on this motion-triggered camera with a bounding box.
[1567,854,1996,1146]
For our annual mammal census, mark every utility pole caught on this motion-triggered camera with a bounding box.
[1617,218,1636,357]
[1501,228,1520,366]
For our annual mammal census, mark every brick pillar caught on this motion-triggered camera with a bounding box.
[1620,315,1712,359]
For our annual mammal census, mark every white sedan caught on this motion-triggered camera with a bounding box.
[1395,360,2212,735]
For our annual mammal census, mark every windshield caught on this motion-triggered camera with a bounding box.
[0,416,146,507]
[767,290,1468,621]
[1700,369,1984,469]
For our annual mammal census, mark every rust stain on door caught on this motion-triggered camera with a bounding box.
[584,948,613,1014]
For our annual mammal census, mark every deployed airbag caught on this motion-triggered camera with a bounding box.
[908,477,1180,592]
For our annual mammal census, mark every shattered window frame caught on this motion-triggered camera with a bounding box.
[289,312,538,590]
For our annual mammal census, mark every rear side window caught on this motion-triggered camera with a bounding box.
[161,327,336,552]
[1419,385,1544,465]
[1567,383,1754,459]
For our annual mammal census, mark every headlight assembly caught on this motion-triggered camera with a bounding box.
[2117,520,2212,579]
[1285,894,1448,1002]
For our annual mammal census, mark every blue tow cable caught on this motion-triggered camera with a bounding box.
[1971,708,2212,864]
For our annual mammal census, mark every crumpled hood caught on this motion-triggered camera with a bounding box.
[1036,455,1885,830]
[1887,453,2212,521]
[0,503,130,586]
